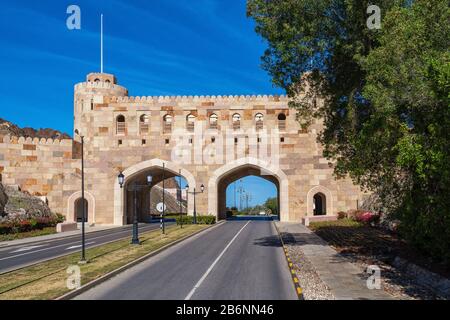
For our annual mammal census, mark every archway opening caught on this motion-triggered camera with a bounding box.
[313,193,326,216]
[217,165,280,221]
[123,167,188,224]
[75,198,88,223]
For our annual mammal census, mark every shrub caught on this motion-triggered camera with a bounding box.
[35,217,58,229]
[355,211,380,225]
[0,215,59,235]
[175,215,216,225]
[56,213,65,224]
[347,209,363,220]
[197,216,216,225]
[0,223,12,235]
[175,216,194,225]
[337,211,347,220]
[30,218,38,229]
[18,220,32,233]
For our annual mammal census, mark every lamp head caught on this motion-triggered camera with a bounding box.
[118,172,125,188]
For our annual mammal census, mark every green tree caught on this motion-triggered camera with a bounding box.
[248,0,450,261]
[361,1,450,260]
[264,197,278,216]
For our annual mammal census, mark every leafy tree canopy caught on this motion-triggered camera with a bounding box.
[248,0,450,261]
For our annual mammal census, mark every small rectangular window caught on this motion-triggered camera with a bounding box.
[211,137,216,143]
[142,139,146,145]
[189,138,193,144]
[165,139,170,145]
[257,137,262,143]
[118,140,123,146]
[280,137,285,143]
[234,138,238,144]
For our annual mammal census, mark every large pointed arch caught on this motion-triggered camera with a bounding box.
[113,159,196,225]
[208,157,289,221]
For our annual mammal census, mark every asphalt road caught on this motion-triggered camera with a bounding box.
[0,223,171,274]
[75,220,297,300]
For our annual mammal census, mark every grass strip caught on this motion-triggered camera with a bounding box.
[0,227,57,242]
[0,224,207,300]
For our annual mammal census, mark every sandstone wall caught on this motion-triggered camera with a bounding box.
[0,135,79,215]
[0,73,366,226]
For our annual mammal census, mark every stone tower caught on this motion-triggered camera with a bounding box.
[73,73,128,138]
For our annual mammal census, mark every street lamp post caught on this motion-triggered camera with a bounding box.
[118,172,152,245]
[186,184,205,224]
[178,170,183,229]
[161,163,166,235]
[75,130,86,264]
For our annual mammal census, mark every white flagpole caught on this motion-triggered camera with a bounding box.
[101,14,104,73]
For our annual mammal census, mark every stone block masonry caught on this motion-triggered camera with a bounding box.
[0,135,77,215]
[0,72,367,226]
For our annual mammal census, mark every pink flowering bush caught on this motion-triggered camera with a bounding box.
[355,211,380,225]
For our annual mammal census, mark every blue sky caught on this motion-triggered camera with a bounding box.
[225,176,277,209]
[0,0,281,205]
[0,0,283,134]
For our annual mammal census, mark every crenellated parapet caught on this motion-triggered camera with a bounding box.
[74,81,128,97]
[0,134,73,146]
[108,94,288,104]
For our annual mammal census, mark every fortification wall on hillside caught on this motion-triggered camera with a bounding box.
[0,135,79,215]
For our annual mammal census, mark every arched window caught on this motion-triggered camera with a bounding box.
[139,114,150,134]
[186,114,196,132]
[105,79,111,84]
[313,193,326,216]
[94,78,100,83]
[75,198,89,223]
[255,113,264,130]
[209,114,218,129]
[278,113,287,130]
[116,115,126,135]
[232,113,241,130]
[163,114,173,133]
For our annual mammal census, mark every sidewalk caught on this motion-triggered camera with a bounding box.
[0,224,119,248]
[275,222,391,300]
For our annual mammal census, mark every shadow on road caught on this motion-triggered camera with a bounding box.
[253,235,283,247]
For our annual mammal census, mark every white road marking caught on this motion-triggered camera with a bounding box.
[0,225,160,262]
[11,245,46,253]
[65,242,95,250]
[0,224,162,253]
[184,221,251,300]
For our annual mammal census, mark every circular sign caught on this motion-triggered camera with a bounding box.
[156,202,167,213]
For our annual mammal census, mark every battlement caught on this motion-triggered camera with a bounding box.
[0,134,73,146]
[108,94,289,104]
[74,81,128,94]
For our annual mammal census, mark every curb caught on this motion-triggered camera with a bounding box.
[273,222,305,300]
[56,221,225,300]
